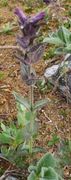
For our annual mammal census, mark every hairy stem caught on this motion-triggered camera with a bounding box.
[30,85,34,111]
[29,65,34,153]
[29,64,34,109]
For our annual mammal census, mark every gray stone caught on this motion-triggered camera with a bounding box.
[44,64,59,78]
[44,64,59,84]
[5,177,18,180]
[44,54,71,102]
[0,175,18,180]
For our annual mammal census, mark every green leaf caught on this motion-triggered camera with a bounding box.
[13,92,30,110]
[14,129,24,146]
[55,48,64,55]
[28,165,37,173]
[17,111,25,126]
[58,26,71,44]
[40,167,59,180]
[36,153,56,174]
[17,104,27,126]
[25,111,32,122]
[43,37,64,46]
[0,133,11,144]
[0,71,5,80]
[48,135,60,147]
[0,22,13,35]
[64,44,71,53]
[34,99,50,111]
[28,171,37,180]
[43,26,71,46]
[1,123,6,132]
[48,141,55,147]
[1,146,9,156]
[32,147,46,153]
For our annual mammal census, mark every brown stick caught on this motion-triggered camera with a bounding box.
[0,46,18,49]
[0,46,25,54]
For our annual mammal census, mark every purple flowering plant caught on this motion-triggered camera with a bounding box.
[14,8,45,84]
[13,8,49,153]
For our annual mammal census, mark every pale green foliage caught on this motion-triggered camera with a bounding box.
[48,134,60,147]
[0,120,45,167]
[13,91,49,111]
[37,79,48,93]
[0,122,24,166]
[0,71,5,80]
[0,22,13,34]
[33,98,50,111]
[0,91,48,167]
[0,0,8,7]
[14,92,30,110]
[43,26,71,54]
[0,120,38,167]
[0,122,25,146]
[13,91,49,141]
[28,153,63,180]
[59,140,71,166]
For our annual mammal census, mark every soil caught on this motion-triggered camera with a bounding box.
[0,0,71,179]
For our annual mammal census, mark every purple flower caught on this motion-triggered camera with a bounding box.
[15,8,45,48]
[20,63,36,85]
[15,8,45,25]
[16,43,45,65]
[15,8,27,25]
[43,0,51,4]
[17,35,30,49]
[43,0,57,4]
[30,11,45,24]
[15,8,45,86]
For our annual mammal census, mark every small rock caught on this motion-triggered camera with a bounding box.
[44,64,59,78]
[5,176,18,180]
